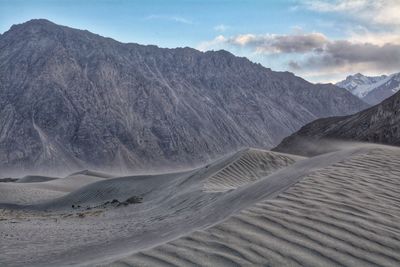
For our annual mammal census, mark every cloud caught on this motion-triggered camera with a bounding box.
[198,31,400,81]
[291,0,400,77]
[229,33,328,53]
[145,15,193,25]
[197,35,227,51]
[214,24,229,32]
[299,41,400,72]
[300,0,400,27]
[288,60,302,70]
[198,0,400,82]
[199,32,329,53]
[301,0,371,12]
[348,28,400,46]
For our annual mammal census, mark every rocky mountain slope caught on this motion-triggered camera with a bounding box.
[274,90,400,156]
[0,19,368,174]
[336,72,400,105]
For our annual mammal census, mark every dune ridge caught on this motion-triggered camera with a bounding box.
[16,175,59,183]
[108,147,400,267]
[204,149,304,192]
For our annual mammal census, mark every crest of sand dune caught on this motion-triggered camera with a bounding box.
[203,148,305,192]
[1,144,400,267]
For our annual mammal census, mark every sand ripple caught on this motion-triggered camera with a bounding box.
[111,147,400,267]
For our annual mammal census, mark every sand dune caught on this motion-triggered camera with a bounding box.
[67,170,115,179]
[1,145,400,267]
[0,183,65,205]
[37,172,111,193]
[0,171,113,205]
[109,146,400,267]
[33,171,192,210]
[204,149,304,192]
[16,175,59,183]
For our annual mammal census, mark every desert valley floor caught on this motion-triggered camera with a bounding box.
[1,143,400,267]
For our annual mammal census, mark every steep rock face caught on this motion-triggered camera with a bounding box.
[274,90,400,156]
[336,72,400,105]
[0,19,368,174]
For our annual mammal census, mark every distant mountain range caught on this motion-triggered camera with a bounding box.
[0,19,368,174]
[336,72,400,105]
[274,89,400,156]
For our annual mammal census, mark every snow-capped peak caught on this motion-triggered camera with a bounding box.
[336,73,387,98]
[336,72,400,105]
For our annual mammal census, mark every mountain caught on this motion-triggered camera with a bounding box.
[0,19,368,175]
[336,73,387,97]
[274,90,400,156]
[336,72,400,105]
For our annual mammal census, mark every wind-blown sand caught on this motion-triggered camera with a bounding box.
[1,145,400,266]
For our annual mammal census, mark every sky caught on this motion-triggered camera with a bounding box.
[1,0,400,83]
